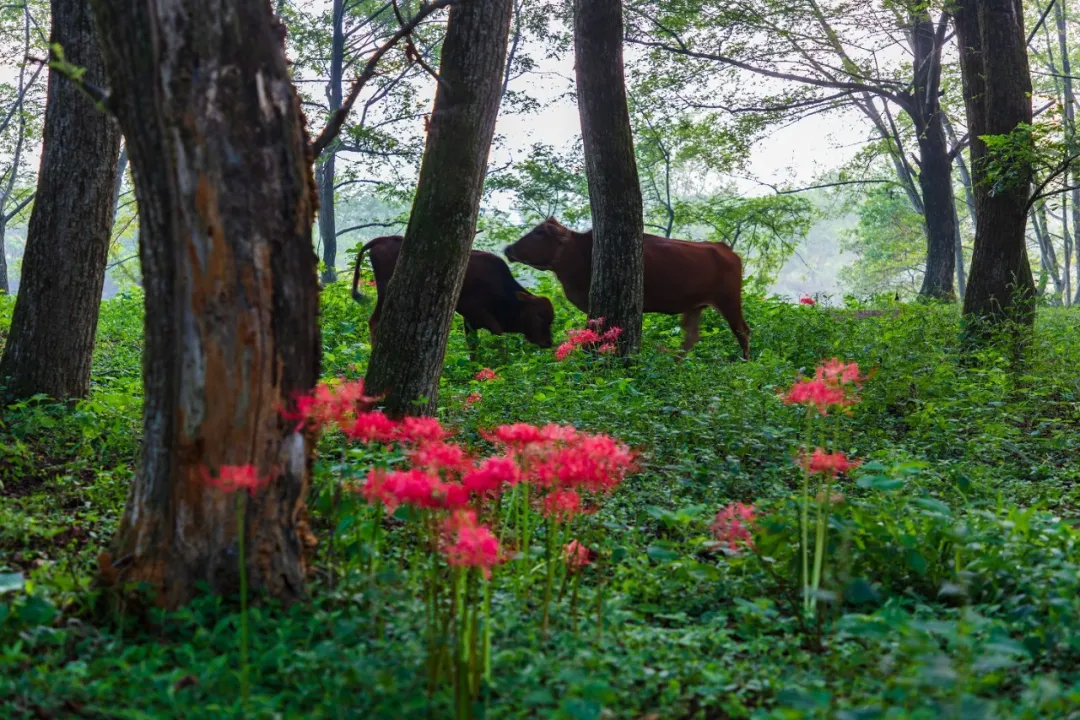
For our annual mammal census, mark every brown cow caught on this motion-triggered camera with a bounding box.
[352,235,555,354]
[504,218,750,359]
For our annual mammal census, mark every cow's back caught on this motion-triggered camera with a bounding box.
[641,234,741,314]
[366,235,405,293]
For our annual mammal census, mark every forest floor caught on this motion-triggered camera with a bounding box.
[2,282,1080,719]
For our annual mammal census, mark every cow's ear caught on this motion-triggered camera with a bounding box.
[516,291,531,302]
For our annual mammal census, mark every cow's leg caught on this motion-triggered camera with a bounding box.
[713,299,750,361]
[679,308,703,357]
[464,319,481,363]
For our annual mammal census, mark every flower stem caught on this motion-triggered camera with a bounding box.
[542,516,557,640]
[800,463,811,615]
[482,575,492,685]
[237,493,250,713]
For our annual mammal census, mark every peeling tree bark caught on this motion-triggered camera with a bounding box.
[0,0,122,400]
[574,0,644,353]
[92,0,321,608]
[954,0,1036,329]
[363,0,512,416]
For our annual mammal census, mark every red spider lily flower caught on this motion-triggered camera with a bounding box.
[408,440,473,474]
[551,434,636,492]
[710,502,757,552]
[567,328,602,345]
[484,423,549,449]
[598,343,617,354]
[599,327,623,343]
[438,482,471,509]
[463,456,519,495]
[541,489,583,520]
[564,540,593,571]
[474,368,498,382]
[587,317,607,329]
[281,380,378,432]
[816,358,865,387]
[781,378,847,416]
[201,464,269,496]
[464,392,482,408]
[540,423,583,443]
[344,410,398,444]
[398,416,448,444]
[799,295,816,306]
[357,468,399,512]
[442,510,502,578]
[370,469,447,510]
[801,448,861,476]
[555,341,576,361]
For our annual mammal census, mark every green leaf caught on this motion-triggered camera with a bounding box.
[912,497,952,516]
[646,543,680,562]
[0,573,24,595]
[856,475,904,490]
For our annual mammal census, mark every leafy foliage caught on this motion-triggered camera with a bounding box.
[3,284,1080,717]
[839,185,927,298]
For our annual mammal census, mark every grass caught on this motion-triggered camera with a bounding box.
[2,282,1080,719]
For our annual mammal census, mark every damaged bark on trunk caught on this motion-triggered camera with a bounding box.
[92,0,321,608]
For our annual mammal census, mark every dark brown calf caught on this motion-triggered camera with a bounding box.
[504,218,750,359]
[352,235,555,353]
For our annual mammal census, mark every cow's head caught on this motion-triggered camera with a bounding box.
[504,217,570,271]
[515,291,555,348]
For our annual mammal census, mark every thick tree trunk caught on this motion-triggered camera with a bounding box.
[573,0,644,353]
[955,0,1036,327]
[317,0,345,284]
[0,0,122,400]
[363,0,512,416]
[910,12,955,301]
[915,123,957,300]
[92,0,320,608]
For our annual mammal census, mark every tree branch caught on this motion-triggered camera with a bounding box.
[625,37,910,108]
[311,0,455,158]
[1028,1,1057,47]
[776,179,897,195]
[336,221,403,237]
[392,0,449,96]
[3,191,34,223]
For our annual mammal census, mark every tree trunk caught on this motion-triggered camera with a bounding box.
[0,221,7,295]
[317,154,338,283]
[363,0,512,416]
[954,0,1036,327]
[910,12,955,301]
[952,196,966,299]
[573,0,644,353]
[317,0,345,284]
[915,123,957,300]
[1030,203,1063,301]
[1055,0,1079,307]
[0,0,122,400]
[111,144,127,227]
[92,0,320,608]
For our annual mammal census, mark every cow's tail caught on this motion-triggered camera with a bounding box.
[351,238,379,304]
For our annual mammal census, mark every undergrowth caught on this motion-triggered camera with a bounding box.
[1,283,1079,718]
